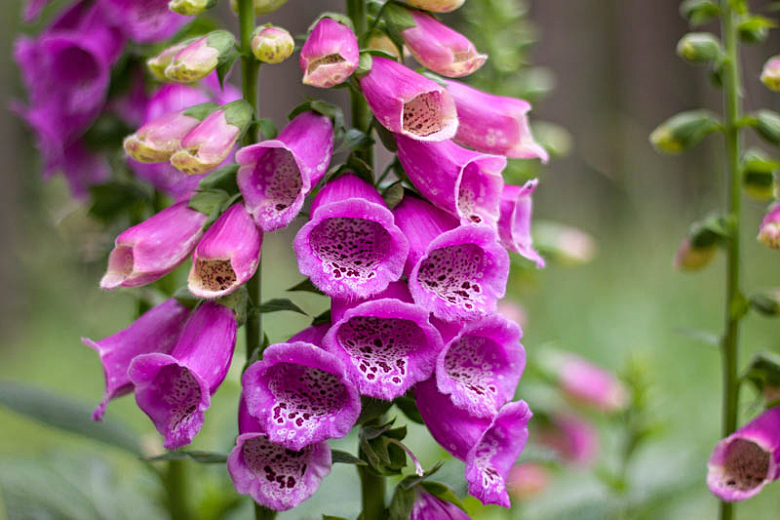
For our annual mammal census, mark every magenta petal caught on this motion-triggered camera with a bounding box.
[396,135,505,227]
[289,324,331,346]
[436,313,524,417]
[707,407,780,502]
[129,302,237,449]
[242,342,361,450]
[99,0,188,43]
[498,181,545,267]
[294,174,409,299]
[300,17,359,88]
[82,299,190,421]
[237,112,334,231]
[411,490,471,520]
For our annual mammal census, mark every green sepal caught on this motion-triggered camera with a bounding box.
[753,109,780,146]
[223,99,253,131]
[742,148,778,200]
[172,285,201,310]
[355,52,373,79]
[388,484,415,520]
[750,292,780,316]
[336,127,375,154]
[373,117,398,152]
[182,102,221,121]
[198,164,240,194]
[358,397,394,425]
[288,99,345,135]
[382,181,405,210]
[419,481,466,512]
[188,189,231,221]
[688,213,730,249]
[256,117,278,139]
[743,351,780,398]
[331,449,368,466]
[738,15,776,44]
[679,0,720,26]
[307,11,355,33]
[216,286,249,326]
[311,309,331,326]
[398,461,444,490]
[383,1,416,52]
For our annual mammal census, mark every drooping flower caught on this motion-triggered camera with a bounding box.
[416,377,532,507]
[411,489,471,520]
[498,180,545,267]
[188,203,263,299]
[323,281,443,400]
[100,201,207,289]
[299,17,359,88]
[82,299,191,421]
[171,100,253,175]
[228,398,332,511]
[435,313,524,418]
[444,79,548,161]
[293,174,409,299]
[707,406,780,501]
[242,341,361,450]
[237,111,334,231]
[553,352,628,412]
[536,412,598,466]
[360,57,458,142]
[393,196,510,322]
[758,203,780,250]
[99,0,187,43]
[761,55,780,92]
[507,463,550,500]
[129,301,237,449]
[164,31,236,84]
[252,25,295,64]
[396,134,505,227]
[403,0,465,12]
[402,10,486,78]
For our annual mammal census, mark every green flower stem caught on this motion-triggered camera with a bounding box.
[719,1,743,519]
[163,459,191,520]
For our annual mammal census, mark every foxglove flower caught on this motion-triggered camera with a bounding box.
[360,57,458,142]
[129,301,237,449]
[323,281,443,400]
[147,40,192,81]
[404,0,465,12]
[82,299,190,421]
[100,0,187,43]
[228,398,332,511]
[300,17,359,88]
[498,180,545,267]
[416,377,532,507]
[100,201,207,289]
[243,341,361,450]
[237,111,334,231]
[171,100,252,175]
[164,31,236,84]
[537,412,598,466]
[436,313,524,417]
[758,203,780,250]
[761,55,780,92]
[124,102,219,163]
[188,203,263,299]
[554,353,628,412]
[396,134,505,227]
[507,463,550,499]
[393,197,510,322]
[707,406,780,501]
[411,489,471,520]
[402,10,486,78]
[252,26,295,64]
[445,79,548,161]
[293,174,409,299]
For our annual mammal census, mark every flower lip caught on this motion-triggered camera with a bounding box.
[707,435,777,501]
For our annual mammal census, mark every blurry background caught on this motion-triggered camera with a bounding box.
[2,0,780,518]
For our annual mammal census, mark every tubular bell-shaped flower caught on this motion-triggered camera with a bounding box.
[129,301,237,449]
[228,398,332,511]
[393,196,510,322]
[300,17,359,88]
[415,377,532,507]
[411,489,471,520]
[323,281,443,400]
[758,203,780,250]
[360,57,458,142]
[436,313,524,418]
[402,10,486,78]
[445,79,548,161]
[188,203,262,299]
[237,111,334,231]
[242,341,361,450]
[100,201,207,289]
[707,406,780,501]
[171,100,252,175]
[396,134,505,227]
[164,31,236,83]
[82,299,191,421]
[293,174,409,299]
[498,180,545,267]
[100,0,187,43]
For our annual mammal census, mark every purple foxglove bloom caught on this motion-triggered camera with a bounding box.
[415,377,532,507]
[171,100,252,175]
[300,17,359,88]
[411,489,471,520]
[404,0,465,12]
[360,57,458,142]
[99,0,187,43]
[555,353,628,412]
[252,25,295,64]
[101,201,207,289]
[50,141,111,199]
[445,79,548,161]
[124,102,219,163]
[294,174,409,299]
[236,112,334,231]
[402,10,486,78]
[289,324,331,345]
[436,313,524,418]
[242,341,361,450]
[498,180,545,267]
[82,299,190,421]
[393,197,510,322]
[188,203,263,299]
[707,406,780,501]
[537,412,598,466]
[323,281,443,400]
[761,55,780,92]
[758,203,780,250]
[129,301,237,449]
[164,31,236,84]
[396,134,505,227]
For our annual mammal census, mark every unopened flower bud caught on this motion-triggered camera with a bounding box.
[168,0,216,16]
[761,56,780,92]
[165,31,236,84]
[742,149,777,201]
[366,32,401,59]
[650,110,719,154]
[171,99,252,175]
[403,0,465,13]
[754,109,780,146]
[758,204,780,250]
[300,17,359,88]
[674,237,717,271]
[229,0,288,16]
[676,32,722,63]
[532,222,597,265]
[148,40,191,81]
[251,25,294,64]
[750,290,780,316]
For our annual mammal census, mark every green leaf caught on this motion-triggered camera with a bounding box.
[198,164,239,194]
[256,298,307,315]
[216,48,238,88]
[256,117,278,140]
[743,351,780,395]
[383,2,416,51]
[88,182,149,223]
[336,128,375,154]
[382,181,405,210]
[373,118,398,152]
[188,189,230,219]
[0,381,141,455]
[287,278,325,295]
[331,449,368,466]
[393,395,424,424]
[311,309,331,326]
[144,450,227,463]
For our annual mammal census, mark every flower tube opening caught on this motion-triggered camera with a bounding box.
[709,438,775,500]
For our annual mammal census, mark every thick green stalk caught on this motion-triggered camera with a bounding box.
[719,2,742,519]
[163,460,191,520]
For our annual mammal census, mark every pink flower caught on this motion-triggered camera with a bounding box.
[555,353,628,412]
[299,17,358,88]
[758,203,780,250]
